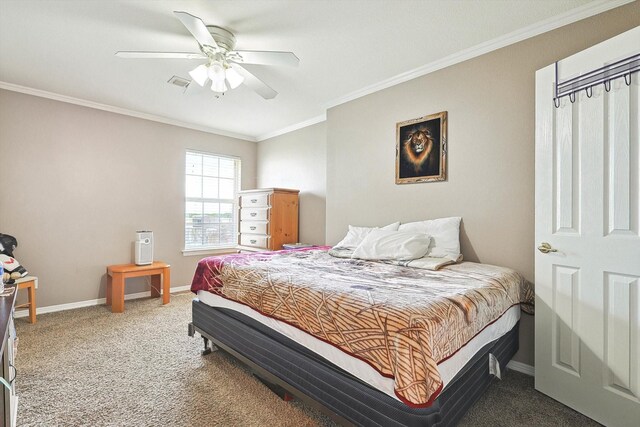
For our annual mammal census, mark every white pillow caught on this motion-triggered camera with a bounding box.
[351,229,431,261]
[334,222,400,249]
[398,217,461,260]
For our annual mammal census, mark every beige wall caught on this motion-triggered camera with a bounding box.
[325,4,639,366]
[257,122,326,245]
[0,90,257,308]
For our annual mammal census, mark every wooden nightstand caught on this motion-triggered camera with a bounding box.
[106,262,170,313]
[15,276,37,324]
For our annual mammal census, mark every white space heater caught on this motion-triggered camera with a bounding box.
[135,231,154,265]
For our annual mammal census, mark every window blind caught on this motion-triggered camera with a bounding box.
[185,151,241,249]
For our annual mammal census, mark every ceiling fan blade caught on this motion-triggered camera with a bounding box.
[231,64,277,100]
[233,50,299,67]
[174,11,218,50]
[115,51,206,59]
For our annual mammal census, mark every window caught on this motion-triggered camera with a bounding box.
[185,151,241,250]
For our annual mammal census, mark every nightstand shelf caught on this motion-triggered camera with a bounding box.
[106,262,170,313]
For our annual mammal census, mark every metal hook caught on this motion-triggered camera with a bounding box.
[585,87,593,98]
[604,80,611,92]
[569,92,576,103]
[624,73,632,86]
[553,97,560,108]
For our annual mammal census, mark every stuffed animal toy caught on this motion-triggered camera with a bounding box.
[0,234,17,257]
[0,233,28,284]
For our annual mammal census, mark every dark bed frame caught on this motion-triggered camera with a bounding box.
[188,298,519,427]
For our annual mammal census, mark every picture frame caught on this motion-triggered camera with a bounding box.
[395,111,447,184]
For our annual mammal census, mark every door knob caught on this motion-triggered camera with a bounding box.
[538,242,557,254]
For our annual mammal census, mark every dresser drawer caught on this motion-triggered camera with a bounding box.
[240,234,270,249]
[240,207,270,221]
[240,192,270,208]
[240,221,269,235]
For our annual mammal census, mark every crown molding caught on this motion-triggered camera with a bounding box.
[256,113,326,141]
[0,81,258,142]
[323,0,635,110]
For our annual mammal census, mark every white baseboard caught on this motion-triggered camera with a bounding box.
[507,360,535,376]
[14,285,192,318]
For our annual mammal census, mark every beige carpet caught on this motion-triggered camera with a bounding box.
[14,293,598,426]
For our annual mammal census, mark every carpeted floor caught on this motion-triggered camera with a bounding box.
[14,293,599,426]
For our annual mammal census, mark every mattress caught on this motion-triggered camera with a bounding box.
[191,299,520,427]
[197,290,521,401]
[191,248,533,405]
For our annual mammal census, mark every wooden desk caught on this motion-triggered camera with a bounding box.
[106,262,170,313]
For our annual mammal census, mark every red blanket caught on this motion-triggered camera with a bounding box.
[191,248,534,407]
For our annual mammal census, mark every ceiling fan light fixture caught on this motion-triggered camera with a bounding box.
[189,64,208,86]
[207,62,225,81]
[225,66,244,89]
[118,11,295,99]
[211,80,228,93]
[208,61,227,93]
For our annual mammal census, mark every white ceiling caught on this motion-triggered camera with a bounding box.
[0,0,627,141]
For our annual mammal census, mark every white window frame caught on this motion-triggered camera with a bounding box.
[183,150,241,255]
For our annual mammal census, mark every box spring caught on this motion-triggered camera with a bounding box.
[191,299,519,427]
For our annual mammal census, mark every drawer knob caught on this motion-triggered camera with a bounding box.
[250,226,256,230]
[250,239,257,244]
[251,199,257,203]
[250,212,257,217]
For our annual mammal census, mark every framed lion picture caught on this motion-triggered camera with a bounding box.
[396,111,447,184]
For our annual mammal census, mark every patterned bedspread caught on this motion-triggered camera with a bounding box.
[191,247,534,407]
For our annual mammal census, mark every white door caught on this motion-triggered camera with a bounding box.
[535,26,640,427]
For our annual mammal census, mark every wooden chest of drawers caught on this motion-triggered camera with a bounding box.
[237,188,299,251]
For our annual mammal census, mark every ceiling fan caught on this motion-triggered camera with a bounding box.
[115,11,299,99]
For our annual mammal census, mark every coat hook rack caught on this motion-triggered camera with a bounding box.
[585,86,593,98]
[553,53,639,108]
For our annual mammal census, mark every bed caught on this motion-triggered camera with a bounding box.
[189,247,534,426]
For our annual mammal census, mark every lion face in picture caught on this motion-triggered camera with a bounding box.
[403,128,434,173]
